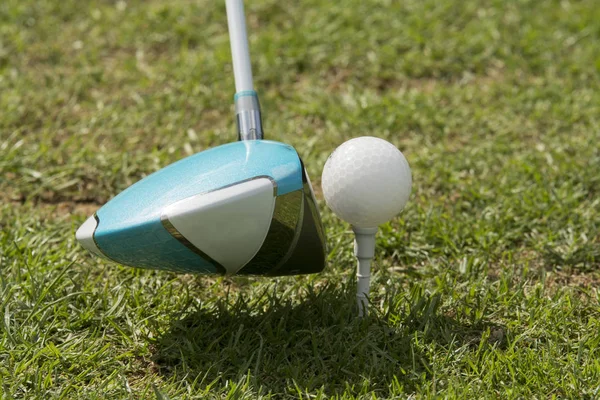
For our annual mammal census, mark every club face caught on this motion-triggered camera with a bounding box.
[76,140,326,276]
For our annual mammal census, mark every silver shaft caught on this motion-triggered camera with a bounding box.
[225,0,253,92]
[225,0,264,140]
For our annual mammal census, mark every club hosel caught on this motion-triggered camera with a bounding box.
[234,90,264,140]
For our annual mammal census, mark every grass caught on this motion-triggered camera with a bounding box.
[1,0,600,398]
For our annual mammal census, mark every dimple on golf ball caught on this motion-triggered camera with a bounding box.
[321,136,412,228]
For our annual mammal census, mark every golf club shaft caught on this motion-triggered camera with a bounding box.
[225,0,264,140]
[225,0,253,92]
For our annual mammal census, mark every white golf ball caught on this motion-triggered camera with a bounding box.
[321,136,412,228]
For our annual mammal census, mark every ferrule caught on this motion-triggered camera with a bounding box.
[235,91,264,140]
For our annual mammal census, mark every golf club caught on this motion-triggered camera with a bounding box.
[76,0,326,276]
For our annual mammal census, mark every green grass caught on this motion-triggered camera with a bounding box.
[1,0,600,398]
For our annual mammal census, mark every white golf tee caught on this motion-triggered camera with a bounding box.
[353,227,377,317]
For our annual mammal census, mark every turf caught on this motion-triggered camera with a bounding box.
[1,0,600,398]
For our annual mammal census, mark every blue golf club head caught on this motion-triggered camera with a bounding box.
[77,3,328,277]
[76,140,326,276]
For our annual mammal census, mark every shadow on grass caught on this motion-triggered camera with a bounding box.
[151,281,499,396]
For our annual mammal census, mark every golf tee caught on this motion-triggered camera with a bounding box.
[353,227,378,317]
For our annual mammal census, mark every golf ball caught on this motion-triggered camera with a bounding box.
[321,136,412,228]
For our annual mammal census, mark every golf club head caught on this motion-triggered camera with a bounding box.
[76,140,326,276]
